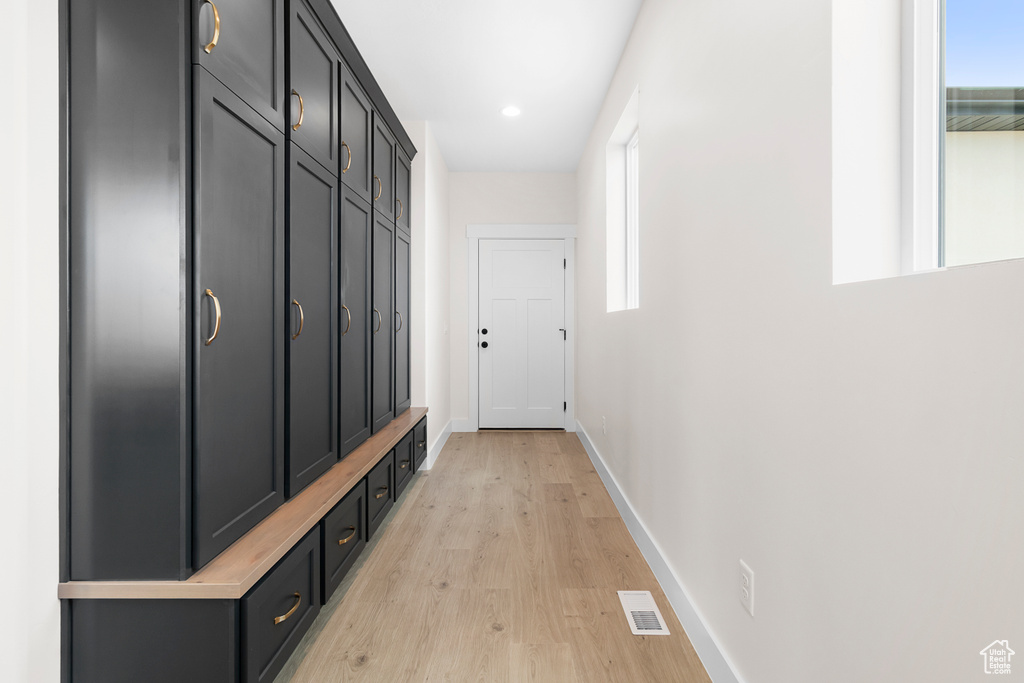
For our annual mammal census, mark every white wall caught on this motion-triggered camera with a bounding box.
[405,121,453,451]
[0,1,61,682]
[946,131,1024,267]
[448,173,576,424]
[576,0,1024,682]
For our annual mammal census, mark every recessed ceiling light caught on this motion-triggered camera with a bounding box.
[501,105,521,117]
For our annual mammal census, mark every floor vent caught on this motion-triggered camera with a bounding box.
[618,590,670,636]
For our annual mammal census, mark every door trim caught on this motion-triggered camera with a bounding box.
[464,224,576,433]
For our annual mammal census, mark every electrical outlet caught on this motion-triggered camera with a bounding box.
[602,416,607,435]
[739,560,755,617]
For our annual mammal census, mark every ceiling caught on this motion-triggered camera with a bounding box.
[330,0,645,172]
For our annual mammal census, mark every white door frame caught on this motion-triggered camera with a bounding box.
[465,224,576,432]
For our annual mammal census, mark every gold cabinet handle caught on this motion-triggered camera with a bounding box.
[399,460,409,469]
[273,593,302,625]
[341,304,352,336]
[337,526,357,545]
[396,198,404,220]
[373,175,382,201]
[395,311,403,332]
[374,485,389,499]
[291,89,304,131]
[291,299,304,340]
[202,0,221,54]
[204,288,222,346]
[341,142,352,174]
[373,308,381,334]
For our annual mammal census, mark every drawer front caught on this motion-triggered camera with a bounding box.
[322,480,367,602]
[242,527,321,683]
[413,418,428,471]
[366,452,394,538]
[393,433,414,499]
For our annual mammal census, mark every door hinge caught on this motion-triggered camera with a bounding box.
[564,402,567,412]
[563,259,566,269]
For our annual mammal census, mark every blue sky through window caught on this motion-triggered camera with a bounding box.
[946,0,1024,87]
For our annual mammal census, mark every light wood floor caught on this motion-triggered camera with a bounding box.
[277,431,711,683]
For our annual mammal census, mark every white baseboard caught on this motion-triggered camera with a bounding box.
[451,418,476,433]
[423,419,453,470]
[575,422,743,683]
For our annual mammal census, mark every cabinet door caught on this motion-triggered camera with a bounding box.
[288,0,338,173]
[339,64,372,203]
[338,187,371,456]
[287,144,338,497]
[371,214,394,433]
[371,114,395,222]
[193,69,285,569]
[194,0,285,131]
[394,229,411,417]
[395,148,411,234]
[393,432,414,499]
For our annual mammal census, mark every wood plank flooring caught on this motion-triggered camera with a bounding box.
[277,431,711,683]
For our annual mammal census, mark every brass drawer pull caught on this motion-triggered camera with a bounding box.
[399,460,409,469]
[204,288,222,346]
[273,593,301,625]
[396,198,403,220]
[395,311,403,332]
[337,526,357,545]
[291,90,305,131]
[374,485,388,499]
[202,0,221,54]
[291,299,304,340]
[341,304,352,336]
[373,308,381,334]
[341,142,352,174]
[373,175,382,201]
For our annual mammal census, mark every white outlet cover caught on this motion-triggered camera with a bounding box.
[739,559,755,617]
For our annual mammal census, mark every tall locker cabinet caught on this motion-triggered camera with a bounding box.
[394,149,412,416]
[339,187,372,455]
[371,215,395,433]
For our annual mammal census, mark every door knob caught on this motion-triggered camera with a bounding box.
[481,328,488,335]
[481,341,489,349]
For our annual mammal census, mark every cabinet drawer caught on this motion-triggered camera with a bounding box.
[393,433,414,499]
[322,481,367,602]
[413,418,428,471]
[366,452,394,538]
[242,527,321,683]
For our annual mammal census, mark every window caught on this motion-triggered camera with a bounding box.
[607,87,640,311]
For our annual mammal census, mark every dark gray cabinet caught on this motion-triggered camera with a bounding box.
[193,68,286,569]
[339,63,373,202]
[194,0,285,130]
[413,417,428,471]
[287,144,338,497]
[338,187,372,456]
[371,214,395,433]
[395,228,411,417]
[393,432,414,499]
[372,115,396,222]
[366,454,394,538]
[396,148,411,234]
[321,481,367,601]
[288,0,338,173]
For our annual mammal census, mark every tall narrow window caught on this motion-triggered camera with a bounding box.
[625,129,640,309]
[943,0,1024,267]
[606,87,639,311]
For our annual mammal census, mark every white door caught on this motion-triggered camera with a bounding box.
[478,239,565,428]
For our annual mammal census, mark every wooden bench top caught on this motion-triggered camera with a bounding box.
[58,407,428,600]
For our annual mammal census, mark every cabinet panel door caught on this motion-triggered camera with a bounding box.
[371,214,394,433]
[394,229,411,416]
[395,148,411,234]
[338,187,371,456]
[339,65,372,203]
[371,115,395,221]
[287,144,338,497]
[194,69,285,569]
[288,0,337,173]
[194,0,285,130]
